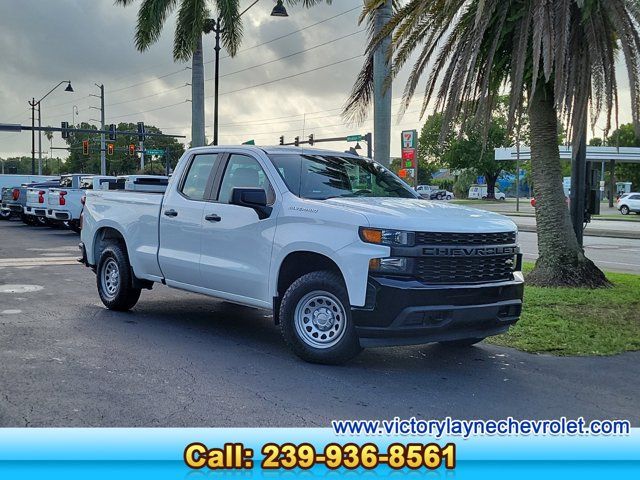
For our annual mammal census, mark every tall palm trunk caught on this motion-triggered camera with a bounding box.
[191,35,206,147]
[527,82,609,288]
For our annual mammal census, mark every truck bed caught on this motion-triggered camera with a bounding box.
[83,190,165,280]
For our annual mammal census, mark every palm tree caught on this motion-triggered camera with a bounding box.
[116,0,248,148]
[346,0,640,288]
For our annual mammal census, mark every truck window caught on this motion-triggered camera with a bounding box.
[269,154,417,200]
[180,154,217,200]
[218,154,274,204]
[59,176,72,188]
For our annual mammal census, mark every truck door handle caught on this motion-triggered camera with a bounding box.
[164,209,178,217]
[205,213,222,222]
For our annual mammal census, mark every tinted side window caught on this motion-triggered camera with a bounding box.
[218,154,274,204]
[180,154,217,200]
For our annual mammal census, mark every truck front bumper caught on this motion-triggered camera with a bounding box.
[352,273,524,348]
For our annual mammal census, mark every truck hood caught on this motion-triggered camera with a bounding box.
[324,197,517,233]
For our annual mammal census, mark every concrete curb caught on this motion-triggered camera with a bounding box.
[516,224,640,240]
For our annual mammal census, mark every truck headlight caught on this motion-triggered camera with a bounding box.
[369,257,410,274]
[359,227,414,246]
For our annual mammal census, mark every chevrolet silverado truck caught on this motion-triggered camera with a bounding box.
[80,146,524,364]
[47,175,116,232]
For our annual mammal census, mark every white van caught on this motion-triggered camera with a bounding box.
[468,185,506,200]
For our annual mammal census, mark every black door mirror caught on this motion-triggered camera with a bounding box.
[230,188,272,219]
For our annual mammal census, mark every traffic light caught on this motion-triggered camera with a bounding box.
[61,121,69,139]
[108,124,117,141]
[294,136,300,147]
[82,140,89,156]
[137,122,145,141]
[279,136,284,146]
[308,134,314,146]
[129,144,136,156]
[107,144,114,156]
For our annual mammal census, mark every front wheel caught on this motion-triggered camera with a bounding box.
[96,243,141,311]
[446,195,452,200]
[620,205,630,215]
[439,337,485,347]
[280,271,362,365]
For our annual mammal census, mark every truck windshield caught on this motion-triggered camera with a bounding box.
[268,154,418,200]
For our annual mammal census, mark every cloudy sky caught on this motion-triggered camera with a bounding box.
[0,0,634,161]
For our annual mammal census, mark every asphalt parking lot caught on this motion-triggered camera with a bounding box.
[0,219,638,427]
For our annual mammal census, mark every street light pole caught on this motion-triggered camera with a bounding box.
[28,81,73,174]
[204,0,288,146]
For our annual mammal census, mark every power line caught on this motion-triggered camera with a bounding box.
[106,83,190,107]
[109,100,190,120]
[210,5,362,64]
[214,55,363,98]
[212,29,365,81]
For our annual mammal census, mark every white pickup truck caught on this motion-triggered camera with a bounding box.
[80,146,524,364]
[47,175,116,232]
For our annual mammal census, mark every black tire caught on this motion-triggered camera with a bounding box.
[439,337,485,347]
[279,271,362,365]
[0,210,11,220]
[96,243,141,311]
[446,195,452,200]
[21,214,33,225]
[498,196,506,201]
[620,205,630,215]
[68,220,81,234]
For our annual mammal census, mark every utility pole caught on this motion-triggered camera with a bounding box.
[91,84,106,175]
[29,97,36,174]
[191,36,206,147]
[373,0,393,167]
[37,103,42,174]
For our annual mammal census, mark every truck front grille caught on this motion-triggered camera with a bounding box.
[415,231,516,246]
[414,255,517,284]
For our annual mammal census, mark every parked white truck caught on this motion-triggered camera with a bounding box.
[46,175,116,232]
[80,146,524,364]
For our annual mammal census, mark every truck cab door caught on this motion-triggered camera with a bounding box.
[158,152,220,287]
[199,153,277,307]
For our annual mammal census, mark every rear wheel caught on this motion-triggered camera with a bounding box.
[620,205,630,215]
[97,243,141,311]
[68,220,81,233]
[280,271,362,364]
[439,337,485,347]
[0,210,11,220]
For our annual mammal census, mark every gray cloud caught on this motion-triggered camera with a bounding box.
[0,0,634,161]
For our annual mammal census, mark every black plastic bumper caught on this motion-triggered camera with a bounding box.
[352,274,524,348]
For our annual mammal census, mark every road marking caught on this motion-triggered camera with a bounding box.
[0,257,79,267]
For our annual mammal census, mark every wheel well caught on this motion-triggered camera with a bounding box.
[274,252,344,324]
[93,227,126,266]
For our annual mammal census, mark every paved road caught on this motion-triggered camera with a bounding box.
[519,231,640,274]
[0,220,638,427]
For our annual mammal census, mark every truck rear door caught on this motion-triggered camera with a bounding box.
[158,152,220,287]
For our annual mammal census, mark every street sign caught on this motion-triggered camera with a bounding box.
[145,149,164,156]
[347,135,363,142]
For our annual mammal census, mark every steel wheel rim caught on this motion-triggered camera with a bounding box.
[101,258,120,299]
[294,291,347,349]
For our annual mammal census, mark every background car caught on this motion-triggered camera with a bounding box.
[617,192,640,215]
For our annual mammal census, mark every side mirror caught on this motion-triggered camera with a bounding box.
[230,187,272,219]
